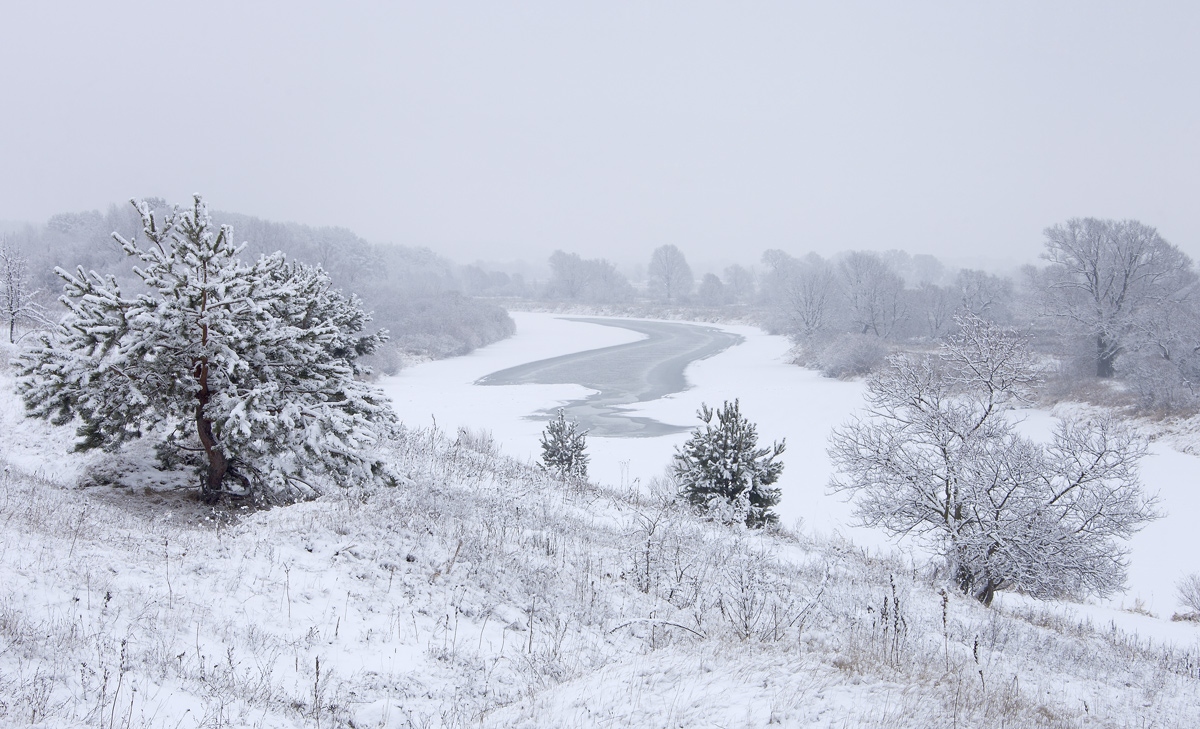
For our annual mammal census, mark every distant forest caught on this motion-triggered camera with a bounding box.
[1,201,515,374]
[4,205,1196,413]
[498,229,1199,414]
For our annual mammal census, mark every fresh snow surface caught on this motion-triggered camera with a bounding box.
[382,312,1200,637]
[2,315,1198,729]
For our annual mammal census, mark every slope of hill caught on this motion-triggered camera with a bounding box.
[1,358,1197,728]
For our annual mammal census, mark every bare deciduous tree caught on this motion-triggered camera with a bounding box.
[955,269,1014,324]
[647,244,693,303]
[0,238,43,343]
[916,282,955,339]
[697,273,727,307]
[788,254,837,338]
[1037,218,1193,378]
[761,250,838,339]
[547,250,632,303]
[829,314,1157,605]
[840,251,906,338]
[722,263,756,303]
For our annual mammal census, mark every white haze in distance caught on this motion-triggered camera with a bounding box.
[1,2,1197,270]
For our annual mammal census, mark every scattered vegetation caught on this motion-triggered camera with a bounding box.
[0,416,1194,728]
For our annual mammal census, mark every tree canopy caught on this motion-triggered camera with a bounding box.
[1037,218,1194,378]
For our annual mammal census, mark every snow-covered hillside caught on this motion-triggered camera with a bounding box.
[2,321,1199,728]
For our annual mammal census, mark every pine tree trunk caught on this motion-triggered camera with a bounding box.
[194,360,227,504]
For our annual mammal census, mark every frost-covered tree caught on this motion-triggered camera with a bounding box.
[16,196,397,504]
[722,263,756,303]
[760,250,838,339]
[1116,291,1200,411]
[840,251,906,338]
[955,268,1014,324]
[697,273,727,307]
[1036,218,1193,378]
[545,251,632,303]
[647,244,693,303]
[539,408,588,481]
[674,400,785,528]
[829,314,1157,605]
[1,237,43,343]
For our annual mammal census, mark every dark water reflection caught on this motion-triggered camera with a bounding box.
[476,318,743,437]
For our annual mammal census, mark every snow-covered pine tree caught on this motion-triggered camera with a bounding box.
[539,408,588,481]
[16,195,397,504]
[673,399,785,528]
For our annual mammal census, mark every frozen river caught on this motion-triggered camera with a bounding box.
[476,318,742,437]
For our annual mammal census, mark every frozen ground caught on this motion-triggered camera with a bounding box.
[381,312,1200,635]
[2,320,1199,728]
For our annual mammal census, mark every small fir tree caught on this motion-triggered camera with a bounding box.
[16,195,397,504]
[673,399,785,528]
[539,408,588,481]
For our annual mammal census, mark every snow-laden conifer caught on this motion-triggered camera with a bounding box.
[673,399,785,528]
[16,196,397,503]
[538,408,588,481]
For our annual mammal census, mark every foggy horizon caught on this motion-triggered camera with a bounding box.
[3,3,1197,269]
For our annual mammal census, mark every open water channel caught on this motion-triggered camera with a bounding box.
[475,318,742,437]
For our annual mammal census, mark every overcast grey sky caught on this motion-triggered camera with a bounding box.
[2,2,1197,270]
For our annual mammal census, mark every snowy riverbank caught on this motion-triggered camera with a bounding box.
[381,312,1200,638]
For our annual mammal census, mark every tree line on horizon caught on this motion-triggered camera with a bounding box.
[0,200,514,373]
[507,222,1198,414]
[4,201,1197,413]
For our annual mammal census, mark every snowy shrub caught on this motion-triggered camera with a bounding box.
[1177,573,1200,616]
[1118,350,1199,413]
[538,409,588,481]
[2,409,1198,727]
[377,291,515,359]
[15,196,397,504]
[816,333,887,378]
[673,399,785,528]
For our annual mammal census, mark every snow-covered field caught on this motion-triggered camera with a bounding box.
[382,312,1200,634]
[1,315,1198,728]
